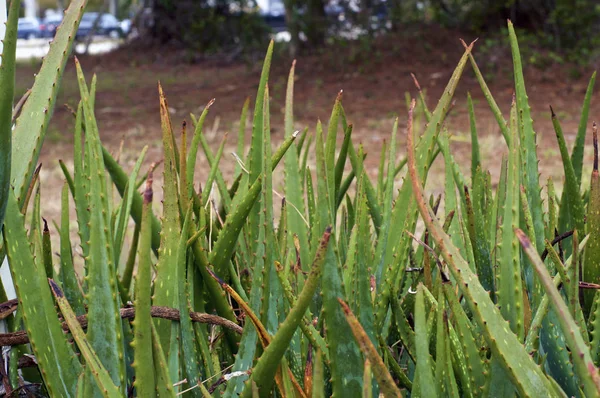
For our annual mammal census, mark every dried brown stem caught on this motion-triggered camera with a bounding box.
[0,304,242,346]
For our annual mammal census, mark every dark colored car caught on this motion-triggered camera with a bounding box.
[76,13,123,39]
[17,18,41,40]
[40,14,64,38]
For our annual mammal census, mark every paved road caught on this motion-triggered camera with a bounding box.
[16,37,121,60]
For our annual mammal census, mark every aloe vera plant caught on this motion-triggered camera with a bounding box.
[2,10,600,397]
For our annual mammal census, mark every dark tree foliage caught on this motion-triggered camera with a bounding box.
[148,0,270,53]
[143,0,600,59]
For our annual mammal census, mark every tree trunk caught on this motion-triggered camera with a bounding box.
[283,0,299,57]
[108,0,119,16]
[305,0,326,48]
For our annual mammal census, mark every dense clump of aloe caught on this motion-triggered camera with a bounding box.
[1,0,600,395]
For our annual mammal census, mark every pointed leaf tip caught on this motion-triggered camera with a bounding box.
[48,279,64,298]
[515,228,531,249]
[411,73,422,90]
[594,122,598,172]
[338,298,351,315]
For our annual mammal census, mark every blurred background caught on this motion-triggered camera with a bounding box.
[15,0,600,61]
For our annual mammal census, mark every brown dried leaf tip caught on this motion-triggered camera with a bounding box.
[338,298,351,315]
[48,278,64,298]
[144,167,154,204]
[593,122,598,172]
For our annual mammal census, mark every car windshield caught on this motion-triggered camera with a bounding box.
[44,16,62,23]
[82,13,99,22]
[102,15,118,23]
[18,20,37,28]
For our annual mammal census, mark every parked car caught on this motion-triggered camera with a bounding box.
[17,18,41,40]
[77,13,123,39]
[40,14,63,38]
[120,19,132,36]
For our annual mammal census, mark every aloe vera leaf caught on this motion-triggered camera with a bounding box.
[317,132,363,396]
[41,218,54,279]
[212,127,299,280]
[406,100,557,396]
[235,97,250,175]
[497,100,524,340]
[346,123,382,233]
[374,119,398,281]
[249,40,273,183]
[0,0,18,229]
[376,42,474,328]
[284,62,310,274]
[415,284,437,398]
[377,139,387,205]
[151,322,177,398]
[152,85,184,379]
[445,325,461,398]
[508,21,545,256]
[177,207,202,396]
[58,159,75,194]
[75,59,125,394]
[130,179,156,396]
[380,341,412,390]
[464,185,494,297]
[56,183,86,315]
[274,262,328,358]
[462,40,510,145]
[211,270,304,397]
[3,192,82,396]
[72,101,91,258]
[391,295,416,361]
[187,98,215,192]
[467,93,480,180]
[443,283,486,396]
[519,184,536,245]
[201,133,228,208]
[103,145,161,252]
[568,231,582,322]
[48,280,121,397]
[547,178,557,241]
[325,92,342,219]
[246,42,274,251]
[572,72,596,184]
[584,124,600,315]
[119,222,140,301]
[335,299,401,398]
[113,146,147,263]
[259,85,278,330]
[11,0,86,207]
[517,228,600,396]
[363,360,373,398]
[435,287,447,397]
[552,107,585,236]
[589,288,600,365]
[439,133,462,254]
[348,178,375,348]
[240,227,331,397]
[334,123,352,201]
[296,126,308,155]
[224,174,268,395]
[524,274,554,355]
[198,132,232,211]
